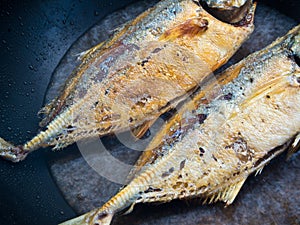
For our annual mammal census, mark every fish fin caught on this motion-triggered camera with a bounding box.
[287,133,300,160]
[131,120,156,139]
[255,166,265,176]
[0,138,28,162]
[159,17,208,42]
[205,178,247,206]
[223,178,246,206]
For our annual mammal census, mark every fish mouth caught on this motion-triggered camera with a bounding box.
[199,0,254,24]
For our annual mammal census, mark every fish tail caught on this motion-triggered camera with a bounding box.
[61,167,153,225]
[59,209,113,225]
[0,107,73,162]
[0,138,28,162]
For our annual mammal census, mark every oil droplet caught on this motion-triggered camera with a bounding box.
[28,65,34,70]
[94,10,99,16]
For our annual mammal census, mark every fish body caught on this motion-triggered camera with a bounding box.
[0,0,255,162]
[61,25,300,225]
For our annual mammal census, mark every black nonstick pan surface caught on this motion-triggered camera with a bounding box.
[0,1,299,225]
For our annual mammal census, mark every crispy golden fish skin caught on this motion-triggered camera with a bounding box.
[60,25,300,225]
[0,0,255,162]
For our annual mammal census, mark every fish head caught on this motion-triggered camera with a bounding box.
[200,0,248,10]
[199,0,254,24]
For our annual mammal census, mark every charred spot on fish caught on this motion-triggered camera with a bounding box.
[161,168,174,178]
[161,171,170,178]
[232,171,240,176]
[66,125,76,134]
[128,117,133,123]
[249,77,254,83]
[104,89,109,95]
[274,104,280,110]
[144,187,162,193]
[94,101,99,106]
[179,160,186,170]
[151,47,162,54]
[141,59,149,67]
[198,113,207,124]
[221,93,233,100]
[212,154,218,162]
[96,212,109,221]
[180,190,186,196]
[266,95,271,99]
[136,101,146,108]
[169,167,174,173]
[199,147,205,154]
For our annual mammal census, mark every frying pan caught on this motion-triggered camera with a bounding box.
[0,1,299,225]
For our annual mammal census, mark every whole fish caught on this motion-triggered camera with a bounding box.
[0,0,255,162]
[60,25,300,225]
